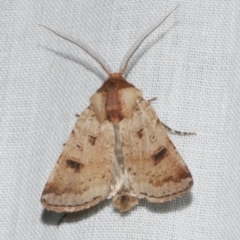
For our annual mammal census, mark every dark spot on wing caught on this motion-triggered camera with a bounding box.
[88,135,97,145]
[76,144,82,150]
[66,159,83,172]
[42,182,62,195]
[137,129,143,138]
[152,147,168,165]
[174,168,192,182]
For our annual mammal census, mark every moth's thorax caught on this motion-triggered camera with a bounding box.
[90,73,142,125]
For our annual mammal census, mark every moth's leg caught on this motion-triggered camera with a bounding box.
[57,213,67,227]
[147,97,196,135]
[162,122,196,136]
[148,97,157,103]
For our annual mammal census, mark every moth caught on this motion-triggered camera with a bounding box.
[41,6,194,214]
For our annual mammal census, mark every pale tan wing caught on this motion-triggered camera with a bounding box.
[41,106,114,212]
[119,98,193,203]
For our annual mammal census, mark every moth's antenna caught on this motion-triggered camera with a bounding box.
[38,25,110,75]
[119,5,180,75]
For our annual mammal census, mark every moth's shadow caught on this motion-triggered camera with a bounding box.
[124,22,178,78]
[40,200,109,226]
[143,191,193,213]
[38,46,107,82]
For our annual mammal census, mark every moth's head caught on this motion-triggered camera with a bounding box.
[108,72,125,80]
[97,73,135,92]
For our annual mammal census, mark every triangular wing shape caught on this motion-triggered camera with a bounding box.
[41,107,114,212]
[119,98,193,202]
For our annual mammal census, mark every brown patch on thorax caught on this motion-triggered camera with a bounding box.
[97,73,134,125]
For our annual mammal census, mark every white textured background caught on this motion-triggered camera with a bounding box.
[1,0,240,239]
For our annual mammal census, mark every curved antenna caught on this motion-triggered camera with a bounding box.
[38,25,110,75]
[119,5,180,75]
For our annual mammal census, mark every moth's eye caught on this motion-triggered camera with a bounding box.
[150,134,157,142]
